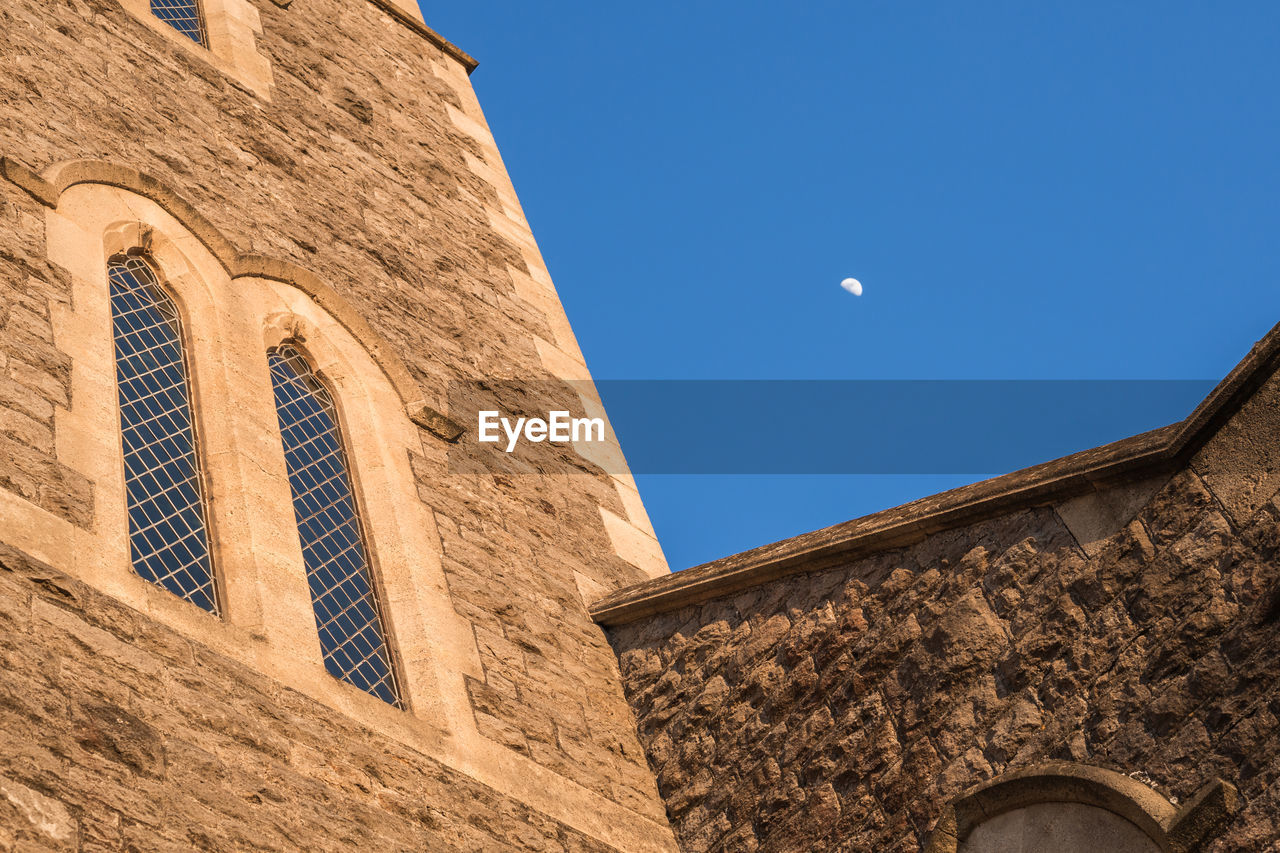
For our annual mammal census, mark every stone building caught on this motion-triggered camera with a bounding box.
[0,0,1275,851]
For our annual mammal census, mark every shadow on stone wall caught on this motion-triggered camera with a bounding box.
[607,365,1280,852]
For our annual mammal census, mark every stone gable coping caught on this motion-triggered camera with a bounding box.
[227,0,476,74]
[591,319,1280,626]
[362,0,478,74]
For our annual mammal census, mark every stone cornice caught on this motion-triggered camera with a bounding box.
[591,319,1280,626]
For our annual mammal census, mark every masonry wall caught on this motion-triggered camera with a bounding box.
[0,178,88,528]
[0,542,621,852]
[607,366,1280,852]
[0,0,672,848]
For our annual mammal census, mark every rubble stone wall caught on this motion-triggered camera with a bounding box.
[608,368,1280,852]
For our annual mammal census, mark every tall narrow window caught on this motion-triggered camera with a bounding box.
[108,255,218,613]
[150,0,208,46]
[268,344,402,708]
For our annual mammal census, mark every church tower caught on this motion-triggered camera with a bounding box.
[0,0,676,848]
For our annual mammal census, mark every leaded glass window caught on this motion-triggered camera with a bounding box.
[268,344,402,707]
[150,0,208,46]
[108,255,218,613]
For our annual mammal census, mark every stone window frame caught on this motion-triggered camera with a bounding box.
[266,339,406,708]
[106,251,221,615]
[118,0,273,98]
[925,762,1241,853]
[148,0,210,48]
[33,179,480,731]
[0,156,689,853]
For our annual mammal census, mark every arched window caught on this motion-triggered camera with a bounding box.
[149,0,207,46]
[108,254,218,613]
[268,344,403,708]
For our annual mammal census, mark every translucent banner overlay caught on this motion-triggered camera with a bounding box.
[446,380,1216,475]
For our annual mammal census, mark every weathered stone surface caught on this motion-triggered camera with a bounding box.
[0,177,86,528]
[0,546,622,851]
[608,366,1280,851]
[0,0,667,843]
[8,0,1280,846]
[960,803,1161,853]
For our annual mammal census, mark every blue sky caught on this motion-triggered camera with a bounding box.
[421,3,1280,570]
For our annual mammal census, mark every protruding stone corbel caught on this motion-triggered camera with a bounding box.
[1167,778,1241,853]
[408,403,464,443]
[0,156,57,208]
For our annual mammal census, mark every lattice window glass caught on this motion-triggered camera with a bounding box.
[150,0,208,46]
[268,344,402,707]
[108,256,217,614]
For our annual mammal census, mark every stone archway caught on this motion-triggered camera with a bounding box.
[926,762,1240,853]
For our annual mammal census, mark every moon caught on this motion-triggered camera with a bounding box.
[840,278,863,297]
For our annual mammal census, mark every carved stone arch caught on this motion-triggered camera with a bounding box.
[259,309,386,431]
[36,164,487,751]
[35,158,461,441]
[99,220,217,330]
[237,257,433,417]
[233,258,461,440]
[926,762,1241,853]
[43,159,240,269]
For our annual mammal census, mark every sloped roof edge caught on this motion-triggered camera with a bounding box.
[591,320,1280,627]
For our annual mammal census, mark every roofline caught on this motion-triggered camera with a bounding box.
[590,320,1280,627]
[364,0,478,75]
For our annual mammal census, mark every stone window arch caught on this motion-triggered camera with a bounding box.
[29,170,478,736]
[107,252,218,613]
[267,341,403,707]
[926,762,1240,853]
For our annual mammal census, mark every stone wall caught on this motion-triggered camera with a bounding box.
[0,542,621,852]
[0,0,672,847]
[0,176,90,528]
[606,364,1280,851]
